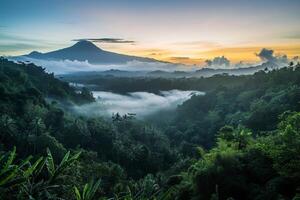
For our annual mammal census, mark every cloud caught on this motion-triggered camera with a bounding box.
[205,56,230,68]
[292,56,299,62]
[170,56,190,60]
[149,52,162,56]
[203,49,293,69]
[256,48,275,62]
[73,38,136,44]
[256,48,288,64]
[73,90,204,118]
[10,56,192,74]
[234,61,245,68]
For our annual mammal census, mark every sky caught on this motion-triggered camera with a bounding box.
[1,0,300,65]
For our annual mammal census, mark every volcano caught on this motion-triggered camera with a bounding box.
[24,40,158,64]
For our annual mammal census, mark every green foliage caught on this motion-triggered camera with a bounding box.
[0,147,25,188]
[46,148,81,183]
[74,179,101,200]
[0,146,82,199]
[262,112,300,179]
[166,116,300,199]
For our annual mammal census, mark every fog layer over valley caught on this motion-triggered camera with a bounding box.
[12,57,189,74]
[74,90,204,118]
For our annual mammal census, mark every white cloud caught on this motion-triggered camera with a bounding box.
[73,90,204,118]
[9,56,192,74]
[205,56,230,68]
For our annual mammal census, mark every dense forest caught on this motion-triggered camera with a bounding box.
[61,72,247,94]
[0,57,299,199]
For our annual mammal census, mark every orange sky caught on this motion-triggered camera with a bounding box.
[95,42,300,65]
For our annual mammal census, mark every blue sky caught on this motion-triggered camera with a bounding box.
[1,0,300,64]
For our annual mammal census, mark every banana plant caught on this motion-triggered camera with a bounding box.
[74,179,101,200]
[0,146,44,188]
[0,147,45,200]
[0,146,24,188]
[45,148,81,183]
[20,148,81,199]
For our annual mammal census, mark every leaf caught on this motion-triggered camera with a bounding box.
[45,148,55,177]
[0,167,18,186]
[0,154,6,164]
[3,146,16,170]
[34,157,46,176]
[68,151,81,164]
[82,183,89,199]
[58,151,70,168]
[74,186,82,200]
[1,177,26,188]
[24,156,44,178]
[19,155,33,169]
[80,179,101,200]
[89,179,101,200]
[85,180,93,200]
[53,151,81,182]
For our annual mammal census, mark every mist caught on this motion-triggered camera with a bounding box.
[10,56,194,74]
[73,90,204,118]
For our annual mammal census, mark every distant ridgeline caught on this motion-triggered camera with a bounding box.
[0,57,300,199]
[62,62,300,94]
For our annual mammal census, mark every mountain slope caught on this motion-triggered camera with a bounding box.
[24,40,159,64]
[0,57,94,104]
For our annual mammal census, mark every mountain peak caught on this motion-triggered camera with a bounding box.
[22,40,158,64]
[71,40,102,51]
[28,51,42,56]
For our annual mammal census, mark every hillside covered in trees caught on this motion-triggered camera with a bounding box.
[0,57,299,199]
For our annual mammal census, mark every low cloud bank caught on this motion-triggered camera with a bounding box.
[73,90,204,118]
[10,56,191,74]
[10,47,298,74]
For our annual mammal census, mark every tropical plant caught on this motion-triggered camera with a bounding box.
[74,179,101,200]
[46,148,81,183]
[0,147,26,188]
[0,147,44,199]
